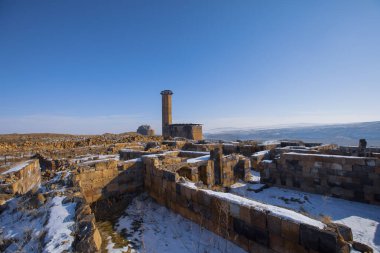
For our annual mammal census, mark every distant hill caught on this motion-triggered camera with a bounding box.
[204,121,380,146]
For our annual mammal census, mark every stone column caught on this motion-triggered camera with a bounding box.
[160,90,173,139]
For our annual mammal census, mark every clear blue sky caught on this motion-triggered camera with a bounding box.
[1,0,379,134]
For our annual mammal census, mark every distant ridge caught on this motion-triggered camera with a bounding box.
[204,121,380,146]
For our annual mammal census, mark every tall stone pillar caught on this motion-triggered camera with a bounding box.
[160,90,173,139]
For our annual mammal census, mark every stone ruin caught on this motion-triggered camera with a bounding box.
[136,125,155,136]
[1,135,378,253]
[161,90,203,140]
[0,93,378,253]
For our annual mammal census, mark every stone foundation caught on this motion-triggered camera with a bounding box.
[72,159,143,203]
[143,155,351,253]
[261,153,380,204]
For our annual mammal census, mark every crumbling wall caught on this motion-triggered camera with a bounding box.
[167,124,203,141]
[119,149,161,160]
[251,150,271,170]
[143,157,351,253]
[261,153,380,204]
[0,159,41,195]
[73,159,143,203]
[210,148,250,187]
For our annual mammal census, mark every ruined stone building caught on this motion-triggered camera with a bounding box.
[161,90,203,140]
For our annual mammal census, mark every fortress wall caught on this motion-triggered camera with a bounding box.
[0,159,41,195]
[73,159,144,203]
[144,156,351,253]
[261,153,380,204]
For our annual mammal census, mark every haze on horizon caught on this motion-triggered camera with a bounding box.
[1,0,379,134]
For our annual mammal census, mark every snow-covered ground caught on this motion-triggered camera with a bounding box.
[0,170,77,253]
[0,195,76,253]
[106,194,247,253]
[43,196,76,253]
[230,173,380,252]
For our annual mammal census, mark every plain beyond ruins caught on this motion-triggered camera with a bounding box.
[0,90,379,253]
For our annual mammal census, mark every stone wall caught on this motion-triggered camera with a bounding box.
[143,156,351,253]
[119,149,161,160]
[166,124,203,141]
[73,159,143,203]
[251,150,271,170]
[261,153,380,204]
[0,159,41,195]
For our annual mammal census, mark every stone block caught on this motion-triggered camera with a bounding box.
[332,223,353,242]
[269,233,284,252]
[249,240,275,253]
[196,190,210,206]
[239,205,251,224]
[318,230,337,253]
[299,224,320,251]
[229,202,240,218]
[283,240,308,253]
[163,170,176,182]
[233,218,269,246]
[250,208,267,230]
[267,213,282,235]
[182,185,192,200]
[281,219,299,243]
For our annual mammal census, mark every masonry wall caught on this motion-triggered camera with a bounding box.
[73,159,144,203]
[261,153,380,205]
[167,124,203,140]
[143,156,351,253]
[0,159,41,195]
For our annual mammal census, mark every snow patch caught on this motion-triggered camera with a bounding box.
[2,160,32,175]
[43,196,76,253]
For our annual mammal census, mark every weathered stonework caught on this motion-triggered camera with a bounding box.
[0,159,41,195]
[143,155,351,253]
[161,90,203,140]
[72,159,143,203]
[261,153,380,204]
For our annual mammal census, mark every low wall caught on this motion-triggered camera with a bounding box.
[261,153,380,204]
[0,159,41,195]
[251,150,271,170]
[143,156,350,253]
[119,149,161,160]
[73,159,143,203]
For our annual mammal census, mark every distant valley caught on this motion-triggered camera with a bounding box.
[204,121,380,146]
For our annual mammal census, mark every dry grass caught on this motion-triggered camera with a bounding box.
[321,215,333,224]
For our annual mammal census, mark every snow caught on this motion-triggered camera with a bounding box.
[124,158,142,163]
[251,150,270,157]
[0,195,76,253]
[248,170,261,183]
[2,160,32,175]
[109,194,247,253]
[79,155,119,165]
[179,150,210,155]
[43,196,77,253]
[230,182,380,252]
[187,155,210,164]
[72,154,119,164]
[284,152,365,159]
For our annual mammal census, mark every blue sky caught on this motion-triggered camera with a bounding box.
[0,0,379,134]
